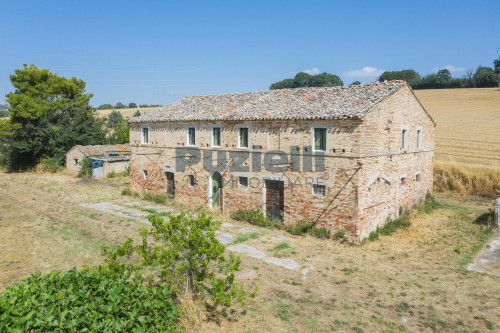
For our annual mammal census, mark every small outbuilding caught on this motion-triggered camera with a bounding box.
[65,144,131,177]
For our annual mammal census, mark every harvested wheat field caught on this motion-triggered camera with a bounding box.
[97,107,157,119]
[1,171,499,332]
[415,88,500,169]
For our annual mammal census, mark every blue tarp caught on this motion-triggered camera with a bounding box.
[91,160,103,169]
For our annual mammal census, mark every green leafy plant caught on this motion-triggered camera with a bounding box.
[143,192,168,204]
[103,213,255,307]
[36,156,64,173]
[231,208,282,229]
[77,157,93,178]
[0,268,180,332]
[107,170,116,178]
[286,222,331,239]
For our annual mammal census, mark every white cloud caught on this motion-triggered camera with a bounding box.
[343,66,385,78]
[435,65,465,73]
[302,67,320,75]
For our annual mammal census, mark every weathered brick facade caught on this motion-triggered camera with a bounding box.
[129,83,434,241]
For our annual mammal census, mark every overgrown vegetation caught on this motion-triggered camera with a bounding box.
[143,192,169,204]
[77,157,93,178]
[367,194,442,241]
[35,156,64,173]
[286,222,331,239]
[270,71,343,89]
[434,164,500,198]
[103,213,255,307]
[0,268,181,332]
[231,208,282,229]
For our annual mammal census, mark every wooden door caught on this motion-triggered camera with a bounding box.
[266,180,284,221]
[166,172,175,198]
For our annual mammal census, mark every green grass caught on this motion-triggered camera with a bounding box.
[287,222,331,239]
[234,232,262,243]
[142,192,169,204]
[269,242,291,251]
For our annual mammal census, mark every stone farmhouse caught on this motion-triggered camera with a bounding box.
[129,81,435,241]
[66,144,131,177]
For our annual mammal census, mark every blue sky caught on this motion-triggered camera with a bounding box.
[0,0,498,106]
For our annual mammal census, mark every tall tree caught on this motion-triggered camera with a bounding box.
[472,66,499,87]
[0,64,106,171]
[494,57,500,74]
[270,72,343,89]
[107,110,124,128]
[378,69,421,87]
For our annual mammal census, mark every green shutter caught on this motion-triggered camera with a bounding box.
[240,128,248,148]
[189,128,195,145]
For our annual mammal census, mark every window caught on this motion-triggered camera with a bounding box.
[313,128,327,151]
[189,175,196,186]
[313,184,326,196]
[143,170,148,180]
[415,173,422,182]
[400,176,406,186]
[74,158,79,165]
[187,127,196,146]
[401,128,408,151]
[238,127,249,148]
[238,176,248,187]
[416,128,422,149]
[141,127,149,144]
[212,127,221,147]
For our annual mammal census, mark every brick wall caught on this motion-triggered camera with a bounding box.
[129,85,434,241]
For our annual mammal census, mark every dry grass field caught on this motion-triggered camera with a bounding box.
[1,171,499,332]
[415,88,500,169]
[96,107,158,119]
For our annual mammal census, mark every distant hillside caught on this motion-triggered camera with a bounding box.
[0,102,9,117]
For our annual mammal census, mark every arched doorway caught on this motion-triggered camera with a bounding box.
[211,172,223,209]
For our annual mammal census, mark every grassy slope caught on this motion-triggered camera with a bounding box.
[0,172,499,332]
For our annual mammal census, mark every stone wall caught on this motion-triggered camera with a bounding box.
[65,148,84,174]
[129,85,435,241]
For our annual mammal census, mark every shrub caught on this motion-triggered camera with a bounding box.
[121,188,132,196]
[103,213,255,307]
[368,212,411,241]
[143,192,168,204]
[231,208,282,229]
[107,171,116,178]
[287,222,331,239]
[77,157,92,178]
[36,156,64,173]
[0,268,180,332]
[474,209,496,228]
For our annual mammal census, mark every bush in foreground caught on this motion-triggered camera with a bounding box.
[0,268,181,332]
[103,212,255,307]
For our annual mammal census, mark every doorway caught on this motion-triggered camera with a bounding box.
[265,180,284,221]
[211,172,223,209]
[166,172,175,198]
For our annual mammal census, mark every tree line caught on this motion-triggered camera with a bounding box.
[97,102,162,110]
[269,57,500,89]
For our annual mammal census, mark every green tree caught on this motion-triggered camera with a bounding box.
[128,102,137,108]
[270,72,343,89]
[103,213,255,307]
[114,102,127,109]
[472,66,499,87]
[493,57,500,74]
[98,104,113,110]
[133,110,142,117]
[378,69,421,87]
[0,64,106,171]
[349,81,361,86]
[107,118,130,144]
[107,110,123,128]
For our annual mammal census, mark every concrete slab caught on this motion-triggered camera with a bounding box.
[239,227,260,233]
[264,257,301,270]
[227,244,266,259]
[79,202,150,224]
[468,231,500,276]
[222,222,234,227]
[272,235,293,241]
[216,233,234,245]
